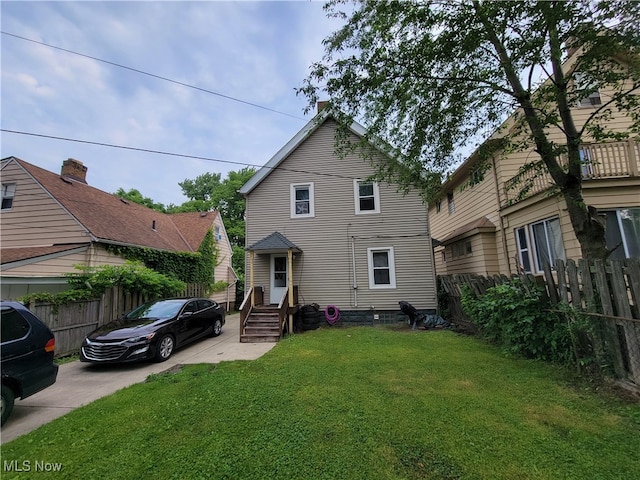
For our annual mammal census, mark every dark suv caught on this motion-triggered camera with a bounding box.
[1,301,59,425]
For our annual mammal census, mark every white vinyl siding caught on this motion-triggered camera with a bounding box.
[290,183,315,218]
[245,119,437,311]
[354,180,380,214]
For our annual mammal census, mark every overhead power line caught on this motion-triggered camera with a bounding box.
[1,31,307,121]
[1,129,361,181]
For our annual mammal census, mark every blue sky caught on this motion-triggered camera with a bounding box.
[1,1,343,206]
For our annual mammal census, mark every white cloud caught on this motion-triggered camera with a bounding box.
[1,1,343,206]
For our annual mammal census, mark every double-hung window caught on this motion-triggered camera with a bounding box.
[367,247,396,289]
[515,227,533,273]
[574,72,602,107]
[354,180,380,214]
[602,208,640,259]
[530,217,565,271]
[290,183,314,218]
[515,217,565,273]
[1,183,16,210]
[447,192,455,215]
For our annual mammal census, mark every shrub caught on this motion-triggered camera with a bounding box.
[461,279,574,363]
[65,261,186,297]
[20,261,186,307]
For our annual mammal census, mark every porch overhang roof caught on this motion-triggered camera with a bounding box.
[247,231,301,254]
[439,217,496,245]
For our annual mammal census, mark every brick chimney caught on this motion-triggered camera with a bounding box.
[317,101,330,113]
[61,158,88,184]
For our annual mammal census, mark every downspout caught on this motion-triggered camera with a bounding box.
[226,279,238,312]
[351,235,358,307]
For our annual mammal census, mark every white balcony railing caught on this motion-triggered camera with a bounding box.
[503,139,639,205]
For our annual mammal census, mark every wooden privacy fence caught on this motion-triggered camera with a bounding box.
[29,284,208,357]
[439,259,640,387]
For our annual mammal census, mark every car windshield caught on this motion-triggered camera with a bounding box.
[125,300,184,320]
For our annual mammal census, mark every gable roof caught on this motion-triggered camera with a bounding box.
[247,231,301,253]
[169,211,220,251]
[438,217,496,244]
[3,157,218,254]
[239,108,368,196]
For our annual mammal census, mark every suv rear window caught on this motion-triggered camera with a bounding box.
[1,307,31,343]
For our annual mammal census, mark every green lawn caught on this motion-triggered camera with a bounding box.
[2,327,639,479]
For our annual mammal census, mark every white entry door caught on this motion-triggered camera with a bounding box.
[270,255,288,304]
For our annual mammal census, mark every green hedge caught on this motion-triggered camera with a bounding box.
[460,279,575,364]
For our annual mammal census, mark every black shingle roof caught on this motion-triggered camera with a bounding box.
[248,231,301,252]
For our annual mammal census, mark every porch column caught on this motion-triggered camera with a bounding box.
[250,250,255,307]
[628,139,638,176]
[288,249,294,333]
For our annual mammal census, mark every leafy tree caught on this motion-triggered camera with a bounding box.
[178,172,222,203]
[169,168,255,248]
[299,0,640,260]
[114,188,166,212]
[209,168,256,248]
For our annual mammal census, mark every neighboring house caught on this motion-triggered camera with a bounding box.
[239,105,437,328]
[0,157,235,309]
[429,55,639,277]
[170,211,238,310]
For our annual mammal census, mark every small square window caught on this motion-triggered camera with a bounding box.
[2,183,16,210]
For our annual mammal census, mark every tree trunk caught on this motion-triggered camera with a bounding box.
[557,176,609,260]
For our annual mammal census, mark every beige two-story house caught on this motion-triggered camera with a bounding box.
[239,106,437,326]
[1,157,236,308]
[430,53,639,277]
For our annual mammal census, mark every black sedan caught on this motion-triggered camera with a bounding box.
[80,298,225,364]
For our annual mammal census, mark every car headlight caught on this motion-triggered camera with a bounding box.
[126,332,156,343]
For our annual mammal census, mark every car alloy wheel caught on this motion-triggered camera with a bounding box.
[155,334,175,362]
[211,318,223,337]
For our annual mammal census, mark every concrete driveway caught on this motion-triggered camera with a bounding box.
[1,313,275,444]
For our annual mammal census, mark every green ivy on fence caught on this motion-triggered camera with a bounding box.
[19,229,229,307]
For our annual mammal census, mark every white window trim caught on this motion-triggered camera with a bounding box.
[515,226,533,273]
[530,217,565,273]
[367,247,396,289]
[290,183,315,218]
[354,180,380,215]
